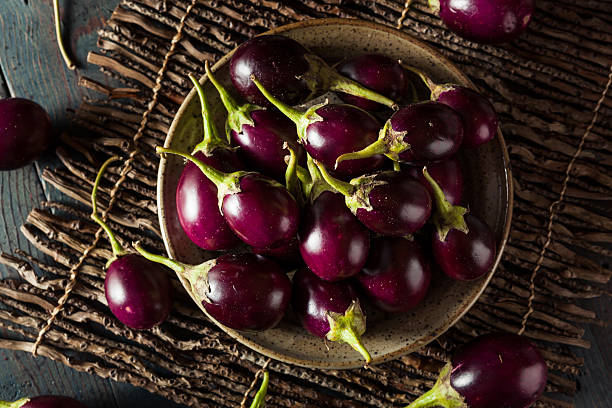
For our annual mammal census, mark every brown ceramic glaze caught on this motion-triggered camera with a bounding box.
[158,19,513,369]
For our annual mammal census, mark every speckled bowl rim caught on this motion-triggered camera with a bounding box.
[158,18,513,369]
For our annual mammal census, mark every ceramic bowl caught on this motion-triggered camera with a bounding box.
[158,18,513,369]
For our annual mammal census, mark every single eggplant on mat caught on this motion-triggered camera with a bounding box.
[91,157,174,330]
[0,396,86,408]
[230,35,397,108]
[298,156,370,281]
[335,101,464,167]
[315,161,432,237]
[158,147,299,249]
[0,98,54,171]
[404,65,499,148]
[423,167,496,281]
[292,267,372,365]
[357,237,431,313]
[204,61,304,181]
[135,246,291,331]
[404,332,547,408]
[251,75,385,179]
[428,0,535,44]
[176,74,243,251]
[336,54,408,111]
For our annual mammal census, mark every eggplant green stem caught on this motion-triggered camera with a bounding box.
[91,156,127,263]
[204,61,256,139]
[334,139,387,168]
[393,161,401,172]
[250,75,302,124]
[188,73,226,154]
[0,398,30,408]
[284,144,303,205]
[304,155,333,201]
[422,167,468,241]
[327,72,398,110]
[404,363,466,408]
[133,241,187,275]
[248,371,270,408]
[313,160,356,198]
[336,120,409,166]
[53,0,76,70]
[326,300,371,365]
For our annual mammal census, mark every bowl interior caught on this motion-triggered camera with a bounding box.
[158,19,511,369]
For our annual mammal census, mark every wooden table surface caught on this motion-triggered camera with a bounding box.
[0,1,609,407]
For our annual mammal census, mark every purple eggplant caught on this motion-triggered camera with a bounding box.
[405,332,547,408]
[204,61,304,181]
[337,54,407,111]
[251,76,385,179]
[316,162,432,237]
[423,167,496,281]
[335,101,464,167]
[292,267,371,364]
[158,147,299,249]
[429,0,535,44]
[91,158,173,330]
[176,75,243,251]
[358,237,431,313]
[405,66,499,148]
[0,98,53,170]
[406,157,463,206]
[136,246,291,331]
[0,396,87,408]
[298,156,370,281]
[230,35,397,108]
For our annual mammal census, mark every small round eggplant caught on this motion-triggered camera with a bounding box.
[251,76,385,179]
[405,332,547,408]
[292,267,371,364]
[91,158,173,330]
[336,54,407,111]
[358,237,431,313]
[335,102,464,166]
[422,167,496,280]
[176,75,242,251]
[158,147,299,249]
[204,61,303,181]
[0,98,53,170]
[429,0,535,44]
[316,162,432,237]
[405,157,463,206]
[230,35,397,108]
[136,246,291,331]
[0,396,87,408]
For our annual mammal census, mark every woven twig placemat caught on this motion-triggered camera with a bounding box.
[1,1,611,407]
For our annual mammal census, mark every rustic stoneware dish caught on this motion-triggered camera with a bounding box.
[158,18,513,369]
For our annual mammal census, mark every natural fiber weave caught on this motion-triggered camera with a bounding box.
[0,1,610,407]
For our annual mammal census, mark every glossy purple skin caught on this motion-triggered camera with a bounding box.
[437,0,535,44]
[176,150,243,251]
[222,174,299,248]
[357,237,431,313]
[433,214,496,281]
[390,102,463,165]
[20,396,87,408]
[105,254,174,329]
[230,35,310,107]
[436,86,499,148]
[0,98,53,170]
[292,267,362,338]
[406,158,463,206]
[299,191,370,281]
[202,253,291,331]
[450,333,548,408]
[231,109,304,181]
[305,104,384,179]
[355,171,432,236]
[252,236,303,269]
[337,54,406,111]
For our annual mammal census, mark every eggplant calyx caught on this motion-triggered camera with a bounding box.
[345,173,388,214]
[325,300,371,365]
[429,83,457,103]
[298,100,326,142]
[0,398,30,408]
[422,167,468,241]
[305,155,335,202]
[404,362,466,408]
[284,143,305,206]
